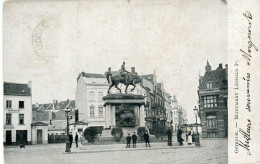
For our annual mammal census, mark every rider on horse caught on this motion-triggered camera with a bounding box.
[120,62,130,84]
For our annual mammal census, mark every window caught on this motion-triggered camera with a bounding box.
[98,92,103,101]
[90,106,95,117]
[207,82,213,90]
[75,109,79,122]
[99,106,103,117]
[6,114,12,125]
[203,96,218,108]
[6,100,12,108]
[207,132,218,138]
[19,114,24,124]
[206,116,217,128]
[89,91,95,101]
[224,98,228,107]
[19,101,24,109]
[78,128,83,133]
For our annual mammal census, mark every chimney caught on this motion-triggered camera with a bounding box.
[131,67,135,73]
[53,100,56,110]
[67,99,70,102]
[225,64,228,69]
[218,63,223,69]
[28,81,32,94]
[50,119,52,125]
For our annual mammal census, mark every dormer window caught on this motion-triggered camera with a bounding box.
[207,82,213,90]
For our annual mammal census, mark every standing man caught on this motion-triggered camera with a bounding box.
[69,132,73,148]
[166,129,173,146]
[132,132,138,148]
[177,128,184,146]
[75,133,78,148]
[143,132,151,147]
[126,133,131,148]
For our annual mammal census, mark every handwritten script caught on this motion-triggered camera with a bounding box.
[234,11,258,156]
[240,11,258,65]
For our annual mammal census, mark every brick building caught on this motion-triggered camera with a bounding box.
[198,61,228,138]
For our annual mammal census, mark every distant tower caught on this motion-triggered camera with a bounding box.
[205,60,211,73]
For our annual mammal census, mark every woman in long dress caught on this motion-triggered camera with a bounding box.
[187,131,193,145]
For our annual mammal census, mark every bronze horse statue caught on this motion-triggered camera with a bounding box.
[104,71,142,94]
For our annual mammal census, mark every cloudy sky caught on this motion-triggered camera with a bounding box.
[3,0,227,123]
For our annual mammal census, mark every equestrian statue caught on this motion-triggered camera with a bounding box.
[104,62,142,94]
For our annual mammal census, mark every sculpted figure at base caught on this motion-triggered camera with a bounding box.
[105,62,142,94]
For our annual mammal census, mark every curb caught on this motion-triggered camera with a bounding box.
[64,145,202,154]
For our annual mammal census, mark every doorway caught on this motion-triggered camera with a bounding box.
[16,130,27,145]
[37,130,43,144]
[6,130,12,145]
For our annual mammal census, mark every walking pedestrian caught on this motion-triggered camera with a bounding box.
[177,128,184,146]
[126,133,131,148]
[75,132,78,148]
[132,132,137,148]
[166,129,173,146]
[143,132,151,147]
[69,132,73,148]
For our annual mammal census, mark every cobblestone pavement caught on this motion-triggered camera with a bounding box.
[4,138,227,164]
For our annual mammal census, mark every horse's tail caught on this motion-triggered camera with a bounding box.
[105,72,112,84]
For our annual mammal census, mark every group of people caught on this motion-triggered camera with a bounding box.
[125,132,151,148]
[69,132,79,148]
[177,128,196,146]
[186,131,195,145]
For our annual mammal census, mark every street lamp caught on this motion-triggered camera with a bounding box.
[193,106,200,146]
[64,107,71,153]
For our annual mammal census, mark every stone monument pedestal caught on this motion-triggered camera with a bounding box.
[103,94,145,136]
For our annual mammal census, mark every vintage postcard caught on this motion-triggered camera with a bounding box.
[1,0,259,164]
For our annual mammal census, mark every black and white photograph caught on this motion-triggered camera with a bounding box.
[1,0,260,164]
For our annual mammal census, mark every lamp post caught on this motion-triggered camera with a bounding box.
[193,106,200,146]
[64,107,71,153]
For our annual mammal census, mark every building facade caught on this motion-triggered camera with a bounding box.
[198,61,228,138]
[3,82,32,145]
[171,95,179,131]
[76,72,109,128]
[164,92,173,129]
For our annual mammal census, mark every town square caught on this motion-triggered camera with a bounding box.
[2,0,228,164]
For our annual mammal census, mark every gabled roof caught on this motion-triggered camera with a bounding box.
[199,66,228,90]
[33,100,76,112]
[31,122,48,126]
[4,82,31,96]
